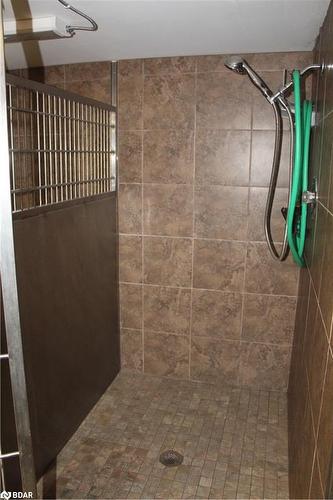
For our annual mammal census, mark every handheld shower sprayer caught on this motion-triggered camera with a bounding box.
[224,55,321,265]
[224,56,273,102]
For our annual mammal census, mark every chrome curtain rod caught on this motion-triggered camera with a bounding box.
[57,0,98,36]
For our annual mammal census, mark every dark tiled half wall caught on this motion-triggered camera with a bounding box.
[117,52,313,390]
[288,2,333,498]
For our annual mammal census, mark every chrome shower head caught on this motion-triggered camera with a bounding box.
[224,56,246,74]
[224,55,273,102]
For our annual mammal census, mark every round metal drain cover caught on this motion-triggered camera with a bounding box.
[159,449,184,467]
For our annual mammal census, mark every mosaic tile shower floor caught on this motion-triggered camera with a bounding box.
[50,371,289,499]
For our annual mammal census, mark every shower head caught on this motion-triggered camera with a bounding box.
[224,55,273,102]
[224,56,246,74]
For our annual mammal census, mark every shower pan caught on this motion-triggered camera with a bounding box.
[225,56,321,266]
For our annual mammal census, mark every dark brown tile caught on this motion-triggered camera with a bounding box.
[65,79,111,104]
[240,342,291,390]
[118,131,143,183]
[309,453,325,499]
[144,57,196,75]
[288,268,310,394]
[318,113,333,208]
[319,213,333,335]
[65,62,111,82]
[317,350,333,492]
[143,130,194,184]
[289,366,311,495]
[119,75,143,130]
[289,392,316,499]
[118,184,142,234]
[242,294,296,344]
[194,186,248,240]
[245,242,299,296]
[119,283,142,329]
[195,130,250,186]
[121,328,143,371]
[144,285,191,335]
[191,290,242,340]
[250,131,290,187]
[196,72,252,130]
[304,195,319,271]
[193,239,246,292]
[191,337,240,384]
[310,203,328,297]
[303,283,319,369]
[119,235,142,283]
[144,331,189,378]
[329,164,333,215]
[289,356,309,471]
[143,184,193,237]
[306,312,329,432]
[321,11,333,117]
[311,30,324,118]
[143,74,195,129]
[144,236,192,287]
[248,187,288,243]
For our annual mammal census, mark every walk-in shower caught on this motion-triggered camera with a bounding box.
[225,56,321,265]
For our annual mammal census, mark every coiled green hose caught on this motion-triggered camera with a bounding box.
[286,70,312,267]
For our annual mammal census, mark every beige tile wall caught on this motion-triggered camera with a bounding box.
[118,51,313,390]
[17,53,314,392]
[288,2,333,497]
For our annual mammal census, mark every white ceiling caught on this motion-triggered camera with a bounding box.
[3,0,330,69]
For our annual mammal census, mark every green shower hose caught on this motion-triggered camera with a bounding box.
[286,70,312,267]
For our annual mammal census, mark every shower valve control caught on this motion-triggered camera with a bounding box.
[302,190,317,205]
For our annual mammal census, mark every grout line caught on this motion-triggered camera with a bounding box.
[121,326,293,348]
[313,346,330,442]
[239,246,248,385]
[141,63,145,374]
[119,281,298,299]
[290,265,302,344]
[120,126,281,133]
[298,268,314,359]
[235,386,251,498]
[307,264,331,345]
[318,198,333,218]
[238,109,252,383]
[119,232,287,245]
[118,180,290,190]
[188,67,197,382]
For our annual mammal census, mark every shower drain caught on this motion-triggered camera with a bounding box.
[159,449,184,467]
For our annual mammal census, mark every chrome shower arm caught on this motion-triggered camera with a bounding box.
[270,64,322,102]
[57,0,98,35]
